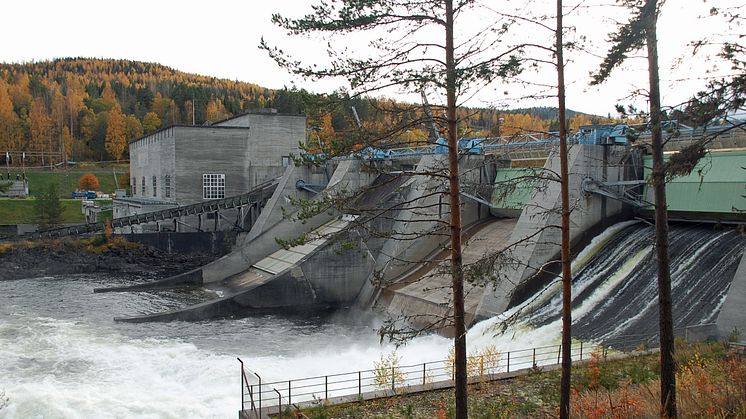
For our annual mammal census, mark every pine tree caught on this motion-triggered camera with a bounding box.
[34,183,62,230]
[591,1,677,417]
[262,2,523,417]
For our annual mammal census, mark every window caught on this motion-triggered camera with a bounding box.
[202,174,225,199]
[132,177,136,195]
[164,175,171,198]
[282,156,291,167]
[141,177,146,196]
[152,176,157,197]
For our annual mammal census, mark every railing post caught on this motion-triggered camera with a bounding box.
[532,348,536,367]
[580,341,583,361]
[274,389,281,417]
[506,351,510,372]
[238,358,244,410]
[423,362,426,385]
[325,375,328,400]
[288,380,292,407]
[257,373,262,418]
[391,366,395,392]
[358,371,362,397]
[557,345,561,364]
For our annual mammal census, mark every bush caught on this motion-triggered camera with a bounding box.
[34,184,63,229]
[79,173,100,191]
[374,352,406,390]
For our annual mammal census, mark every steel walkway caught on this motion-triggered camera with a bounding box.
[15,179,279,240]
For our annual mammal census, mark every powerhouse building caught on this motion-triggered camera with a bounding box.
[114,110,305,231]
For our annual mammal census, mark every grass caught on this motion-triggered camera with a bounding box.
[278,341,744,419]
[2,163,128,197]
[0,198,112,224]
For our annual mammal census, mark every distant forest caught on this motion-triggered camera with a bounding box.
[0,58,616,163]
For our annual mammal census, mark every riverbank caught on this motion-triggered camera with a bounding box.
[0,237,220,281]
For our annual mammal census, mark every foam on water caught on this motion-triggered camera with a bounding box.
[1,221,742,418]
[0,316,236,419]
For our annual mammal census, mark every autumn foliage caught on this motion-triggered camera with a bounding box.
[78,173,100,191]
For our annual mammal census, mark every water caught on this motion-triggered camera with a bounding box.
[518,222,745,343]
[1,221,743,418]
[0,275,454,418]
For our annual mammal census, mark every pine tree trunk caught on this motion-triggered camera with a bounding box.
[556,0,573,417]
[644,1,677,417]
[445,1,467,418]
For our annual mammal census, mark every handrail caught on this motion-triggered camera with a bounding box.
[238,332,664,415]
[11,178,279,241]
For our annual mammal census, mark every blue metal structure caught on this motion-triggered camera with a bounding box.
[302,120,741,162]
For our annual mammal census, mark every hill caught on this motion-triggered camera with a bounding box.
[0,58,611,164]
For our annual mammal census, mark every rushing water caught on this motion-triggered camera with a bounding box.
[0,221,743,418]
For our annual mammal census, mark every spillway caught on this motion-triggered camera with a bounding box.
[511,221,745,345]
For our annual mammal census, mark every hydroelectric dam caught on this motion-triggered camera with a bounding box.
[99,124,746,344]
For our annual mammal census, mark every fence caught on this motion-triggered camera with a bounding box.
[238,333,655,417]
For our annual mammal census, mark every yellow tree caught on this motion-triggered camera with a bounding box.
[318,113,336,144]
[0,80,20,151]
[29,97,51,152]
[101,82,118,109]
[205,98,229,123]
[9,73,32,116]
[124,114,143,140]
[105,107,126,160]
[79,107,96,144]
[64,74,85,136]
[142,111,161,133]
[569,114,593,132]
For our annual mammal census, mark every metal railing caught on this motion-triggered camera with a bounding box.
[9,179,279,241]
[239,333,655,415]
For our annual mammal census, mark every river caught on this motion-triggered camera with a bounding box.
[1,221,742,418]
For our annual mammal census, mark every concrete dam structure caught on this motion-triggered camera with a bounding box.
[107,129,746,341]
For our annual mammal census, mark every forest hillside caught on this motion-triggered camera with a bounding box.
[0,58,613,163]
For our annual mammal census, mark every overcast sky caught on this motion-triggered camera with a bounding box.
[0,0,736,116]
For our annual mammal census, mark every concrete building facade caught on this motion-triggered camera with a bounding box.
[114,110,305,231]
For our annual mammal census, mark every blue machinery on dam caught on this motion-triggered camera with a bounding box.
[38,121,743,342]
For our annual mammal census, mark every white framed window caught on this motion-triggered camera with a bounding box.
[152,176,157,197]
[202,174,225,199]
[164,175,171,198]
[141,177,146,196]
[282,156,291,167]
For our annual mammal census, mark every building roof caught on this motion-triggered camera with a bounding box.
[127,124,251,145]
[211,108,306,126]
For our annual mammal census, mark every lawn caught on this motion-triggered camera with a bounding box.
[0,198,112,225]
[3,163,129,197]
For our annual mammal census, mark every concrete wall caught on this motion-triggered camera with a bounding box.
[156,159,377,285]
[173,126,254,203]
[215,111,305,186]
[356,154,490,307]
[717,250,746,340]
[475,144,631,320]
[232,230,375,310]
[120,231,231,255]
[129,127,175,201]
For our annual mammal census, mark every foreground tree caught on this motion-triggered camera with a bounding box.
[555,1,572,416]
[262,2,523,416]
[591,1,676,416]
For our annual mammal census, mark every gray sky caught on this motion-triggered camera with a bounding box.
[0,0,736,116]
